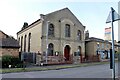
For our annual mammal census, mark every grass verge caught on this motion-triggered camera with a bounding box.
[1,61,111,74]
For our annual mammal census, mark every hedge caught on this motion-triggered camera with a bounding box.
[2,55,23,68]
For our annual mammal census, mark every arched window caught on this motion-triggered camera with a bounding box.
[21,36,23,52]
[74,46,81,56]
[65,24,70,37]
[48,23,54,37]
[24,35,27,52]
[77,30,82,40]
[28,33,31,52]
[48,43,54,56]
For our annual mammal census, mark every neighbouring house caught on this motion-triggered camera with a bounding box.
[85,37,111,61]
[85,30,119,62]
[0,30,19,57]
[17,8,86,64]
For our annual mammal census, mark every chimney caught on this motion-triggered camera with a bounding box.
[22,22,28,30]
[23,22,28,27]
[40,14,44,21]
[85,30,89,40]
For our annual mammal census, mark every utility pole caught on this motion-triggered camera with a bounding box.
[46,21,50,65]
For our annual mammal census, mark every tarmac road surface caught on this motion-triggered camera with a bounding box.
[2,63,118,78]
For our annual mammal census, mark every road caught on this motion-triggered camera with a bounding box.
[2,63,118,78]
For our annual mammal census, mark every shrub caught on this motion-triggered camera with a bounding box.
[2,55,13,68]
[116,52,120,54]
[2,55,23,68]
[115,52,120,58]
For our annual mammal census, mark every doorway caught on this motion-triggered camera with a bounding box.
[64,45,71,61]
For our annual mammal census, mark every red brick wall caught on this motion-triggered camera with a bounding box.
[0,48,19,57]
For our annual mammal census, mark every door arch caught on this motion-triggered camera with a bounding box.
[64,45,71,61]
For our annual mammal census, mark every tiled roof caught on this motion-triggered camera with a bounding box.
[85,37,120,47]
[89,37,104,41]
[0,37,20,48]
[85,37,111,43]
[17,19,41,34]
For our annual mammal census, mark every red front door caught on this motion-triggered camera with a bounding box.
[64,45,70,61]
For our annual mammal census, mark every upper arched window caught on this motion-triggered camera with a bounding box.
[77,30,82,40]
[48,43,54,56]
[65,24,70,37]
[48,23,54,37]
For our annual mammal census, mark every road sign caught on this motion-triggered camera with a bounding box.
[106,7,120,23]
[106,7,120,80]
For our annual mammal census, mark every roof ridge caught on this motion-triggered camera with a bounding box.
[45,7,69,16]
[45,7,84,28]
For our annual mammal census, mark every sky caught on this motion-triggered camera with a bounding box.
[0,0,119,41]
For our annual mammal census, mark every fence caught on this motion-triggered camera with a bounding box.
[20,52,36,64]
[83,55,100,63]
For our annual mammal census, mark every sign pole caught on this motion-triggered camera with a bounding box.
[111,7,115,80]
[106,7,120,80]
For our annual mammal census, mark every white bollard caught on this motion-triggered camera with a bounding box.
[41,63,43,66]
[9,65,11,68]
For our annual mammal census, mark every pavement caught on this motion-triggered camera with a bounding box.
[25,63,85,69]
[24,61,109,70]
[2,62,107,73]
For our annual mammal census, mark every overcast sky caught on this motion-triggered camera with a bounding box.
[0,0,119,41]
